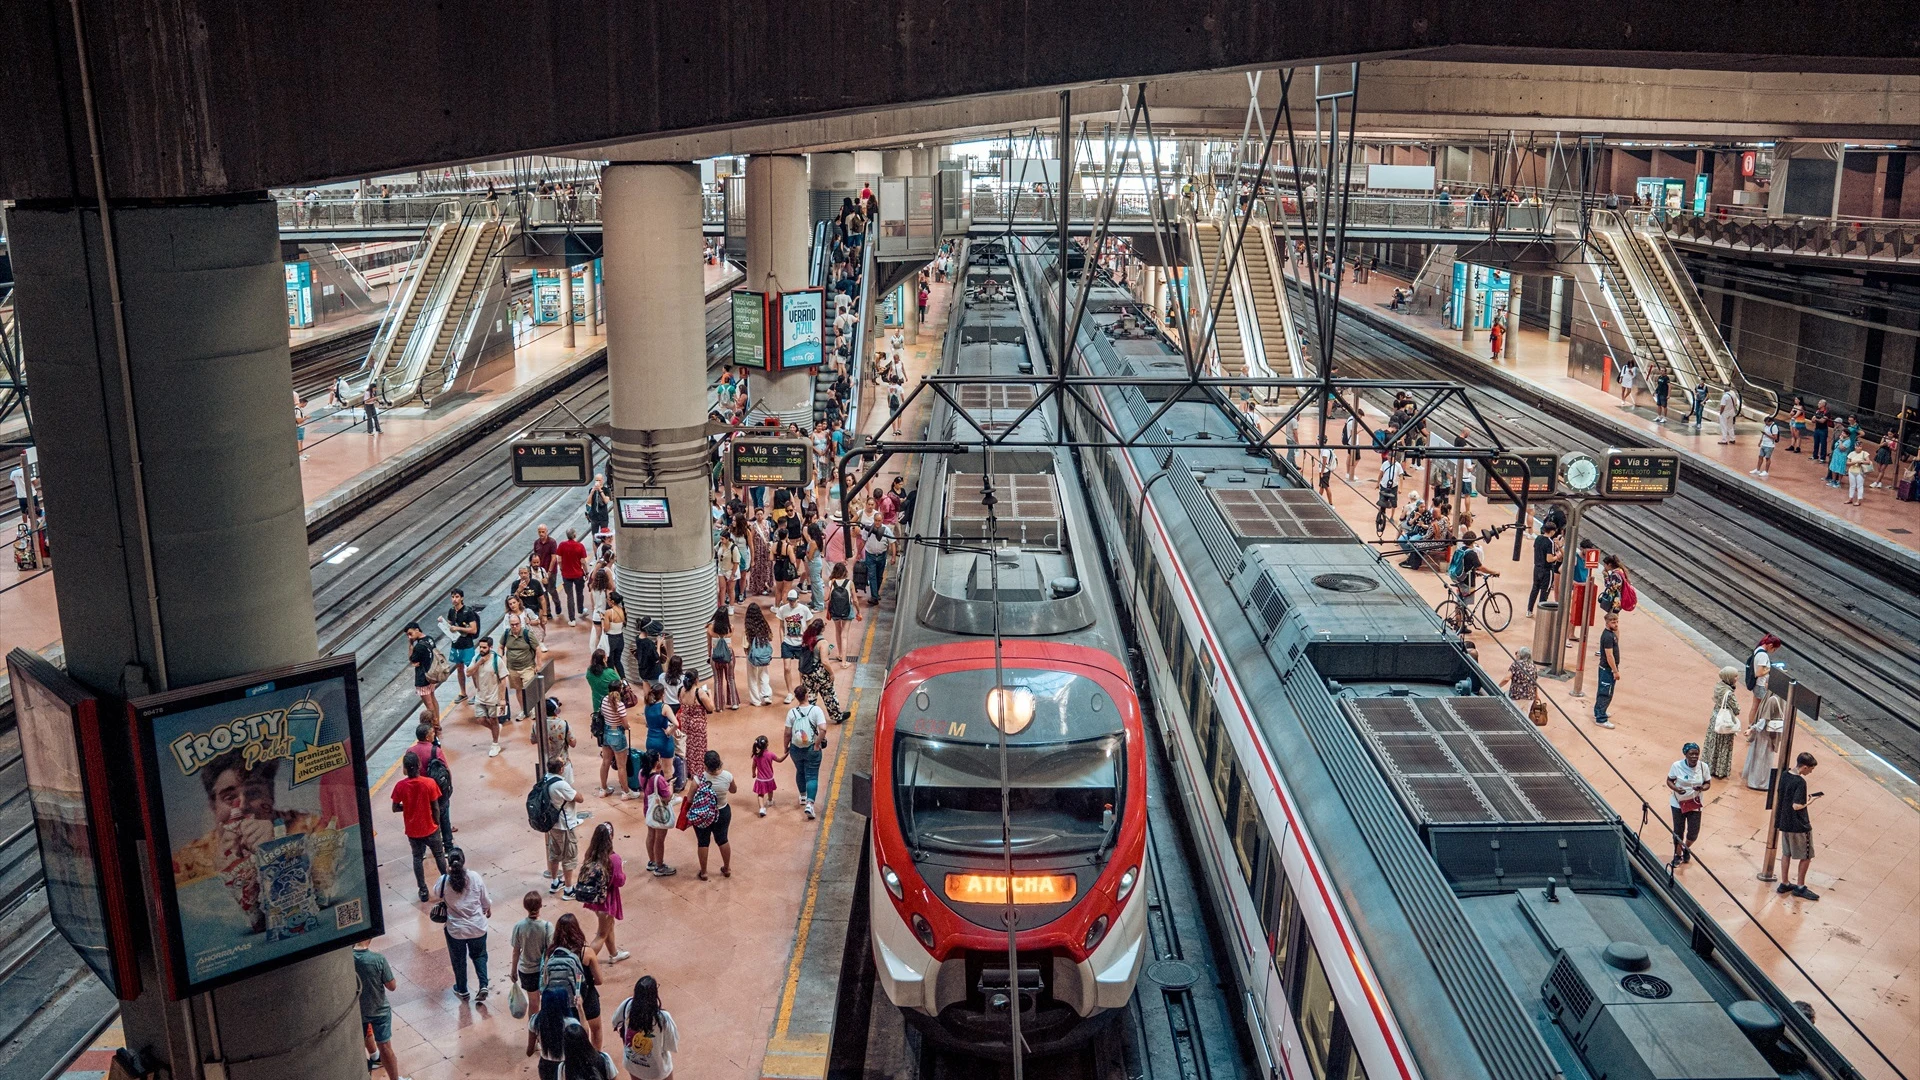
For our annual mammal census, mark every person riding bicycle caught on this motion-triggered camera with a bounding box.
[1375,454,1406,535]
[1445,530,1500,630]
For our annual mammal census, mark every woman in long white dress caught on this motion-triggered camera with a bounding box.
[1741,693,1786,790]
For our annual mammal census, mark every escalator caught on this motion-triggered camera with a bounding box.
[374,203,507,404]
[361,211,459,387]
[1189,219,1252,378]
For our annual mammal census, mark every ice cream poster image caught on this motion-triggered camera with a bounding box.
[151,675,372,987]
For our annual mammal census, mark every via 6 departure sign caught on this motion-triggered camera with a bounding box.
[1602,449,1681,499]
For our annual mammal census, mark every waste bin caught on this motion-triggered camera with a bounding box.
[1533,600,1561,667]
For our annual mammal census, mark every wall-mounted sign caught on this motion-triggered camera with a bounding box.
[1602,449,1681,499]
[128,655,381,998]
[730,437,812,486]
[8,649,144,999]
[532,270,563,324]
[616,496,673,528]
[1694,173,1710,214]
[778,288,825,371]
[731,290,768,370]
[511,439,591,487]
[1486,449,1560,502]
[285,261,314,329]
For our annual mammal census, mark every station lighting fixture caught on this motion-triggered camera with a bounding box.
[986,685,1036,735]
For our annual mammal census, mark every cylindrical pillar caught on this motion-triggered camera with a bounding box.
[883,150,914,178]
[1547,275,1565,343]
[1460,263,1476,342]
[562,265,576,348]
[10,196,361,1079]
[602,164,719,670]
[1506,274,1522,358]
[745,154,815,425]
[810,152,857,194]
[585,260,601,333]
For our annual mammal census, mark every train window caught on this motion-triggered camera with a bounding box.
[1212,746,1238,824]
[1293,940,1340,1080]
[1189,692,1215,773]
[1232,784,1265,887]
[1263,871,1296,972]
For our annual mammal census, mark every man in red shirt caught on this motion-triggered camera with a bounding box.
[531,524,561,622]
[556,527,590,626]
[392,750,447,902]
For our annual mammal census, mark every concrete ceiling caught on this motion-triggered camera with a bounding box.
[579,63,1920,161]
[5,1,1919,200]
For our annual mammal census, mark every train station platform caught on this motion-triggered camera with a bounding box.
[1299,445,1919,1080]
[1336,272,1920,559]
[1,260,739,685]
[289,307,386,350]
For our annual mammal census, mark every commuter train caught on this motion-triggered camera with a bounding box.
[1015,242,1853,1080]
[866,239,1149,1055]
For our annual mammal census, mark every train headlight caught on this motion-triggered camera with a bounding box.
[1117,866,1139,902]
[1084,914,1110,952]
[986,685,1036,735]
[881,864,904,900]
[911,913,937,950]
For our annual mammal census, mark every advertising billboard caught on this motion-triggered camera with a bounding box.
[732,290,768,370]
[779,289,825,371]
[129,656,381,997]
[8,650,144,999]
[284,261,314,329]
[533,270,563,324]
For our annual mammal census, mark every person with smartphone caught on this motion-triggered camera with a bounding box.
[1774,751,1821,900]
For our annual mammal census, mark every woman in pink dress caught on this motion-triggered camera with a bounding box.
[578,822,629,964]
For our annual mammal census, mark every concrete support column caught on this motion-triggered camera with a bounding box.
[1547,276,1566,343]
[745,154,815,425]
[1506,274,1522,358]
[602,164,719,669]
[883,150,913,178]
[9,196,361,1079]
[1461,264,1476,342]
[810,153,857,196]
[585,261,601,333]
[562,265,577,348]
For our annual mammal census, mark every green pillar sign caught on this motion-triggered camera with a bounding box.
[732,289,768,369]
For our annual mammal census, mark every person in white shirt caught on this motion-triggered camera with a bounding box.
[432,847,494,1001]
[784,685,829,817]
[1375,456,1406,535]
[10,464,32,521]
[613,976,679,1080]
[1753,417,1779,477]
[1665,742,1711,868]
[774,590,812,703]
[1717,387,1741,444]
[543,756,584,894]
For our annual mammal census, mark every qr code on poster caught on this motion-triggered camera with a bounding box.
[335,898,365,930]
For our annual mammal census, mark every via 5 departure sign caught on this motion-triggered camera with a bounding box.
[510,439,591,488]
[1602,449,1680,499]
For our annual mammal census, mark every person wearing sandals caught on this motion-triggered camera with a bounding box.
[637,750,677,877]
[576,822,630,966]
[826,563,856,663]
[466,636,508,757]
[707,607,740,710]
[676,670,715,786]
[799,619,846,725]
[688,750,737,880]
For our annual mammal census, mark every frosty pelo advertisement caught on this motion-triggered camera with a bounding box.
[129,656,381,997]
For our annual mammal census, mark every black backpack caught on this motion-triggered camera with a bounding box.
[424,742,454,798]
[828,583,852,620]
[527,776,561,832]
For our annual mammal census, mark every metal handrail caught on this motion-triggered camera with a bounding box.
[846,231,877,437]
[358,200,460,388]
[380,201,496,402]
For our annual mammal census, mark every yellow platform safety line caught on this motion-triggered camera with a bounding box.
[771,601,882,1050]
[761,1032,834,1080]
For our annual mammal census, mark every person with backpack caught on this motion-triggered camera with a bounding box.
[544,913,604,1050]
[636,750,677,876]
[405,622,443,732]
[743,603,775,707]
[530,754,584,894]
[1746,633,1783,726]
[538,696,577,785]
[707,607,739,711]
[467,636,509,757]
[405,722,457,848]
[576,821,630,962]
[826,562,856,662]
[392,750,448,902]
[1596,553,1633,615]
[432,847,493,1001]
[785,686,829,820]
[503,614,543,723]
[688,750,737,880]
[612,976,679,1080]
[441,589,482,704]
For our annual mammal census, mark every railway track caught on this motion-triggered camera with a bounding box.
[1326,306,1920,780]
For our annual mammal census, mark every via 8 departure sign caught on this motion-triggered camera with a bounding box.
[510,439,590,487]
[730,438,811,487]
[1602,449,1681,499]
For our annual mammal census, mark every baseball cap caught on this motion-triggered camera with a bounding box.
[787,589,799,600]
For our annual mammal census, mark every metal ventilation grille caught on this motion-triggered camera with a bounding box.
[1167,463,1243,576]
[946,473,1061,548]
[1247,572,1289,638]
[1209,488,1352,542]
[958,385,1038,411]
[1547,954,1595,1020]
[1345,697,1611,825]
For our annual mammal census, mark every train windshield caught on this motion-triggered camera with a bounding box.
[893,734,1123,856]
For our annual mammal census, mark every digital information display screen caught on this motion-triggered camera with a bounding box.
[731,438,812,486]
[1603,450,1681,499]
[617,496,673,528]
[511,439,590,487]
[1486,450,1559,502]
[731,290,768,370]
[128,655,381,998]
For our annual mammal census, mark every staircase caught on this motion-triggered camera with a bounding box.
[1587,229,1674,383]
[412,217,502,398]
[1244,225,1293,377]
[1192,221,1249,377]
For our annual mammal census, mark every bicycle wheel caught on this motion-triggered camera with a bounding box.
[1433,597,1468,633]
[1479,590,1513,633]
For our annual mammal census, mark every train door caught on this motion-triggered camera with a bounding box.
[1259,831,1297,1078]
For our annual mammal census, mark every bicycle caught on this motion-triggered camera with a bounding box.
[1435,574,1513,633]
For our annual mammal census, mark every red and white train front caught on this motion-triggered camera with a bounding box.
[869,642,1148,1053]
